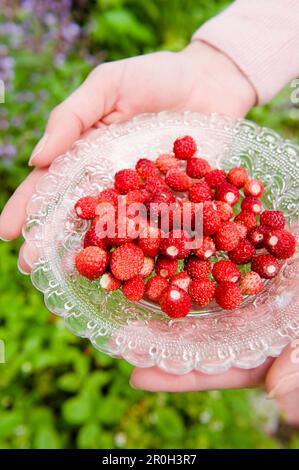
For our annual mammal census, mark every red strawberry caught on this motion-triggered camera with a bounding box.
[247,225,270,248]
[251,254,280,279]
[75,246,109,280]
[173,135,197,160]
[234,210,257,230]
[143,175,168,193]
[188,279,216,307]
[260,210,286,229]
[166,169,191,192]
[83,229,108,250]
[145,275,169,302]
[227,166,248,188]
[186,157,211,178]
[214,221,240,251]
[122,275,145,301]
[140,256,155,278]
[99,272,121,291]
[107,216,135,246]
[240,272,264,295]
[215,282,243,310]
[184,256,211,280]
[110,243,144,280]
[155,256,178,278]
[235,223,248,240]
[159,285,192,318]
[97,188,120,207]
[135,158,157,179]
[228,239,255,264]
[115,169,142,194]
[138,224,161,257]
[170,272,191,292]
[189,181,213,203]
[241,197,263,215]
[212,260,241,283]
[75,196,98,219]
[205,169,226,188]
[244,179,264,197]
[213,201,233,221]
[265,229,296,259]
[126,189,151,204]
[193,236,216,260]
[160,230,190,259]
[156,154,180,174]
[202,202,221,236]
[215,183,239,205]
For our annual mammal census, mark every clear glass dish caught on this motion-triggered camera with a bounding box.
[22,112,299,374]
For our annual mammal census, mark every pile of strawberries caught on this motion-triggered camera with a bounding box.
[73,135,296,318]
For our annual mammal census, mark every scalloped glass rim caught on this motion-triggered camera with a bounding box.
[23,111,299,375]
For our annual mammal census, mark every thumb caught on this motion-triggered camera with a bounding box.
[29,63,120,167]
[266,340,299,398]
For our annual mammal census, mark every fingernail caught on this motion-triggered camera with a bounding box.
[268,372,299,399]
[0,235,10,242]
[129,380,138,390]
[29,133,49,166]
[17,259,30,276]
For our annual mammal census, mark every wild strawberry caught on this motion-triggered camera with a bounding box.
[244,179,264,197]
[241,197,262,215]
[251,254,280,279]
[260,210,286,229]
[110,243,144,280]
[155,256,178,278]
[173,135,197,160]
[215,183,239,205]
[97,188,120,207]
[213,201,233,221]
[189,181,213,203]
[215,282,243,310]
[140,256,155,278]
[83,229,108,250]
[75,196,98,219]
[193,236,216,260]
[143,175,168,193]
[138,224,161,257]
[114,169,142,194]
[135,158,157,179]
[156,154,180,174]
[234,210,257,230]
[188,279,216,307]
[166,169,191,192]
[159,285,192,318]
[75,246,109,280]
[107,216,136,246]
[214,221,240,251]
[235,223,248,240]
[160,230,190,259]
[247,225,270,248]
[122,276,145,301]
[228,239,255,264]
[170,272,191,292]
[184,256,211,280]
[265,229,296,259]
[240,272,264,295]
[99,272,121,291]
[212,260,241,283]
[126,189,151,204]
[145,275,169,302]
[205,169,226,188]
[186,157,211,178]
[227,166,248,188]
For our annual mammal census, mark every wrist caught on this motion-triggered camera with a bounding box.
[181,40,257,117]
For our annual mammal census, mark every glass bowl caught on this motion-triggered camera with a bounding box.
[22,112,299,374]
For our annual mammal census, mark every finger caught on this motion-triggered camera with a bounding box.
[266,341,299,399]
[130,359,273,392]
[17,242,31,275]
[276,389,299,426]
[29,63,120,167]
[0,168,46,240]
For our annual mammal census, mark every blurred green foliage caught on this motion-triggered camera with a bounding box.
[0,0,298,449]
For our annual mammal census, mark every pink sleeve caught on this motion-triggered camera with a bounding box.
[192,0,299,104]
